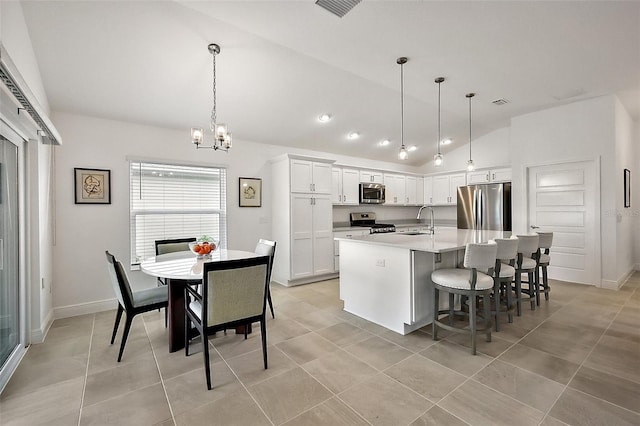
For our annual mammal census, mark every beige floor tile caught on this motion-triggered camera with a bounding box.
[174,389,270,426]
[605,307,640,343]
[339,373,432,426]
[83,358,161,407]
[292,309,343,331]
[155,339,222,380]
[409,405,469,426]
[498,343,580,385]
[0,377,83,426]
[385,354,466,403]
[377,329,436,353]
[518,326,594,364]
[344,335,412,371]
[88,331,155,375]
[163,362,243,415]
[265,317,312,344]
[21,335,90,365]
[569,365,640,413]
[248,367,332,425]
[225,345,297,387]
[491,321,531,343]
[276,299,322,319]
[283,397,369,426]
[473,360,565,412]
[539,415,571,426]
[536,319,606,346]
[549,388,640,426]
[444,333,514,358]
[583,334,640,384]
[439,379,544,426]
[80,383,172,426]
[210,328,266,360]
[316,321,373,347]
[419,340,492,377]
[303,349,378,394]
[276,332,338,364]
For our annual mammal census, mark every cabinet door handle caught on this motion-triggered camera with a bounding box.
[343,194,346,203]
[492,173,496,180]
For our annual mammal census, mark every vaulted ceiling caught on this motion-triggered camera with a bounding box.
[21,1,640,166]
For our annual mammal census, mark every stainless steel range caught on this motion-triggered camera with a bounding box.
[350,212,396,234]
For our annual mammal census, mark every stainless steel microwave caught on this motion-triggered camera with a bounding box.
[359,183,385,204]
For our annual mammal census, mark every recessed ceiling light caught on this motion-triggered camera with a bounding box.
[407,145,417,152]
[379,139,391,146]
[318,114,332,123]
[347,132,360,140]
[440,138,453,145]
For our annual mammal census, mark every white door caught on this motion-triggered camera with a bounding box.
[311,162,332,194]
[290,159,313,193]
[341,168,360,204]
[312,194,334,275]
[432,175,450,205]
[448,173,466,205]
[291,193,314,279]
[527,160,599,285]
[424,176,433,205]
[331,168,342,204]
[405,176,417,205]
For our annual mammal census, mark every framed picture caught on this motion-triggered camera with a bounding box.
[74,168,111,204]
[624,168,631,208]
[239,177,262,207]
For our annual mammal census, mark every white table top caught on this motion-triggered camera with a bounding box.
[140,249,259,280]
[335,228,512,254]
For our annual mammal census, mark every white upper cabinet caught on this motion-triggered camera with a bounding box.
[405,176,418,205]
[384,173,406,205]
[291,159,332,194]
[360,170,383,183]
[416,177,425,206]
[424,176,433,205]
[467,167,512,184]
[332,167,359,205]
[432,172,466,205]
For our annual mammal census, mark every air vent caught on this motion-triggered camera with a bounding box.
[491,98,509,106]
[315,0,362,18]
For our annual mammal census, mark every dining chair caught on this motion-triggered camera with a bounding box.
[431,242,497,355]
[105,251,168,362]
[154,237,196,286]
[513,234,539,315]
[184,255,271,390]
[490,238,518,330]
[255,239,277,319]
[533,232,553,305]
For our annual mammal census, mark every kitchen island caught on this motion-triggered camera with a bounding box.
[336,228,509,335]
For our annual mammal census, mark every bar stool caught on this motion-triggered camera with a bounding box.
[431,242,497,355]
[489,238,518,330]
[534,232,553,305]
[513,234,539,316]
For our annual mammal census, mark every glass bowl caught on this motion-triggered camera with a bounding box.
[189,240,219,258]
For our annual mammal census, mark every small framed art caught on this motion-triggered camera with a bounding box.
[74,167,111,204]
[239,177,262,207]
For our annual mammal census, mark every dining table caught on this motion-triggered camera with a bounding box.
[140,249,260,352]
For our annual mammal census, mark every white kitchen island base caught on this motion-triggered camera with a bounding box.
[337,229,508,335]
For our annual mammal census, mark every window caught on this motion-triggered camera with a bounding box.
[129,161,227,265]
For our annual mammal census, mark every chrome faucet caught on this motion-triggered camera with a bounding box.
[417,205,435,234]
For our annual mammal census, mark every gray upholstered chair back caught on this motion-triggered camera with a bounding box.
[204,261,268,328]
[463,243,498,270]
[493,238,519,261]
[155,237,196,255]
[536,232,553,249]
[105,251,134,309]
[516,234,539,257]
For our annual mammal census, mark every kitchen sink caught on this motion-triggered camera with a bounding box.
[400,231,432,236]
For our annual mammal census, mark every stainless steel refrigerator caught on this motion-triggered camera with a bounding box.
[457,183,512,231]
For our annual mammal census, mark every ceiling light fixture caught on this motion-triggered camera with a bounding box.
[440,138,452,145]
[466,93,476,171]
[318,114,332,123]
[397,57,408,161]
[191,43,232,151]
[347,132,360,140]
[407,145,417,152]
[379,139,391,146]
[434,77,445,166]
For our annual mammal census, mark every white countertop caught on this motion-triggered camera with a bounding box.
[335,228,511,253]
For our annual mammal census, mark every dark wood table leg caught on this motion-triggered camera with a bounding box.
[235,324,252,334]
[167,278,186,353]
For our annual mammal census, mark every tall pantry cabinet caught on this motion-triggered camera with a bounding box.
[271,154,337,286]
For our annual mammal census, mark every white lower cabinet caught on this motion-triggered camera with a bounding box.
[333,229,368,272]
[291,194,334,280]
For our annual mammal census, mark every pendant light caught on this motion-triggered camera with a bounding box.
[434,77,445,166]
[397,57,409,160]
[466,92,475,171]
[191,43,232,151]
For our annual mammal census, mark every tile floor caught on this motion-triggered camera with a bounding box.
[1,274,640,426]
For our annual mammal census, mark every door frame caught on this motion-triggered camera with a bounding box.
[523,156,602,287]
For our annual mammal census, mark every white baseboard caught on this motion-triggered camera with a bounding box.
[53,298,117,320]
[635,263,640,271]
[602,266,637,291]
[31,309,54,344]
[601,279,620,291]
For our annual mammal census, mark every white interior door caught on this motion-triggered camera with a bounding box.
[527,160,599,285]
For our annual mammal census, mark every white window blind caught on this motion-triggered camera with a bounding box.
[129,161,227,265]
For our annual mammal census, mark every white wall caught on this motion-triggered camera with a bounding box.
[633,121,640,271]
[50,111,426,316]
[510,95,617,287]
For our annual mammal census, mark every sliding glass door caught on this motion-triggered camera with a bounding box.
[0,136,19,375]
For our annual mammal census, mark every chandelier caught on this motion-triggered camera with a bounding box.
[397,57,408,160]
[191,43,232,151]
[434,77,445,166]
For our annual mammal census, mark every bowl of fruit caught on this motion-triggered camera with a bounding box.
[189,236,218,259]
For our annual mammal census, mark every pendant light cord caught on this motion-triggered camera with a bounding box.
[437,81,441,155]
[468,94,472,161]
[210,50,217,131]
[400,61,404,148]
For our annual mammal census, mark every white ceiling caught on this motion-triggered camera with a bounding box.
[21,0,640,166]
